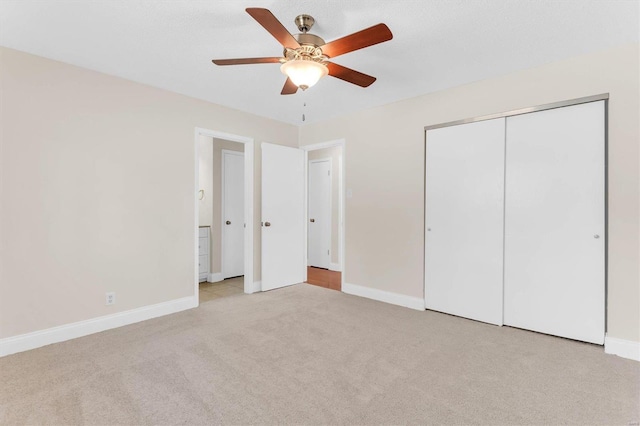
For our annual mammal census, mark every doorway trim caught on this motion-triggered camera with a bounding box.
[221,149,245,280]
[194,128,255,302]
[300,139,346,289]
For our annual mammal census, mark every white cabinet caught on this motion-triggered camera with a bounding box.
[199,226,210,282]
[424,99,605,344]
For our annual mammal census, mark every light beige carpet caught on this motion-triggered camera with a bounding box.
[1,284,638,425]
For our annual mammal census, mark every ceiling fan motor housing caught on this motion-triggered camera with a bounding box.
[284,44,327,63]
[285,30,328,64]
[294,33,326,49]
[294,14,315,33]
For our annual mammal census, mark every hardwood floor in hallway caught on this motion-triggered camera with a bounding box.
[305,266,341,291]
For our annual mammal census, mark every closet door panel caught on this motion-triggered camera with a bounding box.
[504,101,605,344]
[425,118,505,325]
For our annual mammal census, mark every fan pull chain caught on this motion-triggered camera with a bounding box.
[302,102,306,122]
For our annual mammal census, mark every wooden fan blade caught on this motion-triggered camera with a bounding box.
[212,57,282,66]
[281,77,298,95]
[321,23,393,58]
[327,62,376,87]
[246,8,300,49]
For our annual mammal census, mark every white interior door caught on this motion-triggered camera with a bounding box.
[425,118,506,325]
[503,101,605,344]
[223,150,244,278]
[308,160,331,269]
[262,143,305,291]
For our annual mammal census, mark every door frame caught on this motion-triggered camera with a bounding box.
[221,149,245,279]
[308,158,332,269]
[300,139,346,288]
[194,128,255,303]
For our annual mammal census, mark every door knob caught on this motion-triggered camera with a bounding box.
[226,220,231,225]
[310,218,315,223]
[264,222,271,227]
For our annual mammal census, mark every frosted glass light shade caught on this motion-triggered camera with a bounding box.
[280,60,328,90]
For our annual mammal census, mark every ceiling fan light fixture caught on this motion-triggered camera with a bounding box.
[211,9,393,95]
[280,59,328,90]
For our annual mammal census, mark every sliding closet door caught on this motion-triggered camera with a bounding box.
[504,101,605,344]
[425,118,505,325]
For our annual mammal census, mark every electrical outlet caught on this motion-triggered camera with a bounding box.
[106,292,115,305]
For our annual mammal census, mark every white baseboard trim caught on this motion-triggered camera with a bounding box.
[245,280,261,294]
[207,272,223,283]
[342,282,425,311]
[329,262,342,272]
[605,336,640,362]
[0,296,197,358]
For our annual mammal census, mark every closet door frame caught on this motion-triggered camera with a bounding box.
[423,93,609,331]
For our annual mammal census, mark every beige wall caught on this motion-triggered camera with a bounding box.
[299,43,640,344]
[0,47,297,339]
[1,43,638,346]
[308,146,342,266]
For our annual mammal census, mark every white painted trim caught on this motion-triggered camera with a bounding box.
[221,149,245,280]
[329,262,341,272]
[605,336,640,362]
[194,129,201,304]
[195,128,253,145]
[247,280,262,294]
[338,153,344,273]
[339,144,346,289]
[303,151,309,283]
[342,282,426,311]
[326,156,333,268]
[194,128,254,296]
[0,296,197,357]
[300,139,345,151]
[207,272,223,283]
[243,142,255,294]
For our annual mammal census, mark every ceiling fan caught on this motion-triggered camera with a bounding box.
[212,8,393,95]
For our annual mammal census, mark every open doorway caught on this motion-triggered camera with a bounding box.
[195,129,254,304]
[302,142,345,291]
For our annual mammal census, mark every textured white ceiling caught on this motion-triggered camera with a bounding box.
[1,1,638,125]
